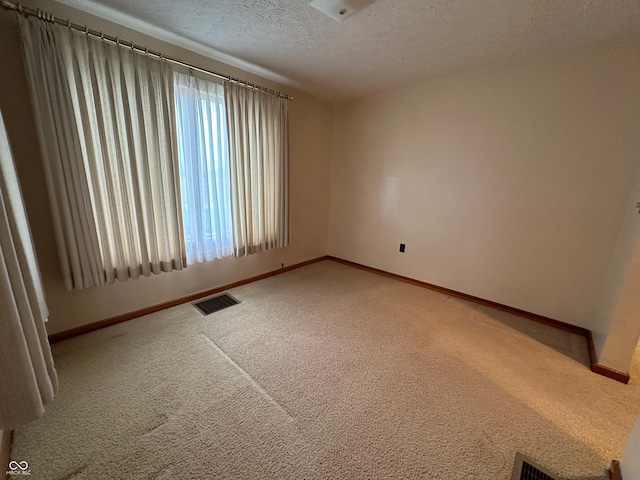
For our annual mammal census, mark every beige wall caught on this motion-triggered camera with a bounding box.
[329,36,640,330]
[0,2,332,335]
[594,166,640,372]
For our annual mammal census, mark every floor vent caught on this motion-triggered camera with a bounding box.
[193,293,239,316]
[512,453,559,480]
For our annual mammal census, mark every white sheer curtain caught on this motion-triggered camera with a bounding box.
[224,82,289,256]
[174,73,233,264]
[0,109,58,428]
[19,16,185,290]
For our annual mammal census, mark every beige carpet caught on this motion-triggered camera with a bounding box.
[11,260,640,479]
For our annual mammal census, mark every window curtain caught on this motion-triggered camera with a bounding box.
[19,16,185,290]
[224,82,289,256]
[0,108,58,429]
[174,72,233,264]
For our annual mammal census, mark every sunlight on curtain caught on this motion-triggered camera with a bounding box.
[174,72,233,264]
[224,82,289,256]
[19,16,185,289]
[0,109,58,428]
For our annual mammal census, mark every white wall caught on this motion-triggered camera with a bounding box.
[329,36,640,330]
[0,2,333,335]
[622,413,640,479]
[594,165,640,372]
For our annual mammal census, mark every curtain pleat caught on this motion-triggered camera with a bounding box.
[0,108,58,429]
[19,16,185,289]
[20,17,103,290]
[224,82,289,256]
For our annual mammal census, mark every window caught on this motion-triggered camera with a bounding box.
[173,74,290,264]
[20,14,289,289]
[174,73,234,264]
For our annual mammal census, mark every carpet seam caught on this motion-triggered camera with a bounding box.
[200,332,294,422]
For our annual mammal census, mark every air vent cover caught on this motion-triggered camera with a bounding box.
[512,453,559,480]
[193,293,239,316]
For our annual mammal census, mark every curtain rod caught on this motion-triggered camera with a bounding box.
[0,0,295,101]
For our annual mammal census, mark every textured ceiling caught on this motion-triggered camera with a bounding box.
[52,0,640,101]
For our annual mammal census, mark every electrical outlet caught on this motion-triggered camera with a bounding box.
[399,243,405,253]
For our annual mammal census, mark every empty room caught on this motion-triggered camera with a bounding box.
[1,0,640,479]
